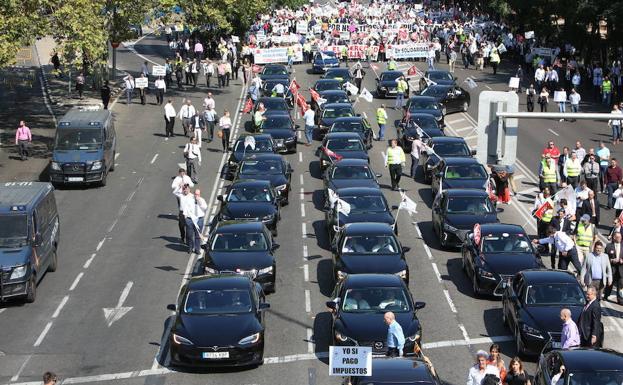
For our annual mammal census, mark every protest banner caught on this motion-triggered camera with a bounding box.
[253,44,304,64]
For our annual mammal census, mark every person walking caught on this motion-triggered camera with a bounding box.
[136,73,147,105]
[15,120,32,161]
[303,107,315,146]
[578,286,603,347]
[353,63,365,93]
[383,311,405,357]
[203,92,216,111]
[466,350,500,385]
[190,111,204,146]
[489,48,500,75]
[191,59,199,87]
[608,104,622,145]
[183,137,201,183]
[178,99,196,137]
[504,358,530,385]
[526,84,536,112]
[75,72,85,99]
[217,61,226,88]
[164,99,176,137]
[164,58,173,88]
[597,141,611,192]
[534,64,546,92]
[100,81,111,110]
[568,88,581,121]
[449,49,457,73]
[605,158,622,208]
[386,139,406,191]
[203,106,217,143]
[190,189,208,254]
[154,76,166,105]
[218,109,232,152]
[563,150,581,188]
[540,154,558,194]
[123,74,135,105]
[538,87,549,112]
[560,308,581,349]
[172,171,194,245]
[583,153,600,192]
[533,226,582,273]
[178,184,196,253]
[395,76,408,110]
[376,104,388,141]
[515,65,524,93]
[175,59,184,90]
[203,60,214,88]
[601,76,613,106]
[533,188,554,238]
[604,232,623,304]
[580,241,613,299]
[410,134,425,179]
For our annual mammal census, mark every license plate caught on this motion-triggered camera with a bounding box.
[67,177,84,182]
[202,351,229,359]
[551,341,562,349]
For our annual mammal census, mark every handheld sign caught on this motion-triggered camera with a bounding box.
[329,346,372,377]
[135,77,148,89]
[152,65,166,76]
[508,77,520,89]
[553,91,567,103]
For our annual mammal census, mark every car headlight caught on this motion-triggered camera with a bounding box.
[261,214,274,221]
[238,332,261,345]
[406,333,420,342]
[337,270,348,280]
[205,266,219,274]
[479,269,495,279]
[443,223,458,232]
[379,86,387,91]
[258,266,273,275]
[10,265,27,280]
[51,161,61,171]
[395,270,407,279]
[426,164,434,169]
[172,333,193,345]
[521,324,544,339]
[275,184,287,191]
[90,161,103,171]
[335,331,349,342]
[228,160,237,167]
[220,213,232,220]
[406,136,414,141]
[285,137,296,142]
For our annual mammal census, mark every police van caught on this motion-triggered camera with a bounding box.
[0,182,59,303]
[50,106,116,187]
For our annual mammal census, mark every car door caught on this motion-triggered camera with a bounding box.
[33,199,53,273]
[508,276,526,330]
[463,236,477,277]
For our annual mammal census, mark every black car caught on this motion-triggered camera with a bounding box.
[260,79,294,108]
[258,112,297,153]
[316,103,356,138]
[318,132,368,172]
[420,136,473,183]
[311,50,340,73]
[462,224,544,297]
[376,70,407,98]
[326,274,425,355]
[228,134,276,176]
[204,222,278,293]
[259,63,289,81]
[420,85,470,115]
[398,113,444,152]
[432,189,498,248]
[346,357,442,385]
[322,68,352,86]
[167,274,269,367]
[333,223,409,282]
[235,154,292,204]
[252,97,291,130]
[418,70,456,89]
[403,96,444,127]
[313,79,343,93]
[328,117,374,149]
[430,157,489,196]
[217,180,281,235]
[326,187,395,245]
[502,270,586,356]
[311,90,350,111]
[535,348,623,385]
[323,159,380,204]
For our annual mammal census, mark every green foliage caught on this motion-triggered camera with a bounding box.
[0,0,51,66]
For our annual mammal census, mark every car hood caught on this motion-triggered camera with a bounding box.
[433,79,455,86]
[232,150,272,163]
[524,306,583,334]
[0,247,31,267]
[316,58,339,65]
[208,251,274,271]
[260,128,295,140]
[338,254,406,275]
[259,74,289,81]
[443,178,487,190]
[176,313,261,346]
[223,202,277,219]
[481,253,541,275]
[53,149,103,163]
[446,213,497,229]
[329,179,379,190]
[334,151,369,161]
[410,109,442,118]
[237,173,287,187]
[337,312,420,342]
[340,212,394,226]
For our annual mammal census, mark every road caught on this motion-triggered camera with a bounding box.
[1,33,622,385]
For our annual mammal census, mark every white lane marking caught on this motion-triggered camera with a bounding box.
[443,290,457,313]
[117,203,127,217]
[422,335,513,349]
[431,263,442,282]
[263,352,329,364]
[464,134,478,141]
[69,272,84,291]
[298,130,302,139]
[10,354,32,382]
[115,153,120,160]
[33,321,53,347]
[299,174,304,185]
[84,253,96,269]
[52,295,69,318]
[423,243,433,260]
[301,203,306,217]
[513,174,525,180]
[298,152,303,163]
[307,328,314,353]
[446,118,466,124]
[302,222,307,238]
[107,218,118,233]
[305,290,311,313]
[458,323,471,343]
[126,190,137,202]
[303,244,308,260]
[150,154,159,164]
[303,264,309,282]
[414,224,422,238]
[96,238,106,251]
[548,128,559,137]
[485,85,492,90]
[455,126,473,133]
[516,187,538,196]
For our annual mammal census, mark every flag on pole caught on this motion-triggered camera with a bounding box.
[317,97,328,106]
[252,64,262,73]
[398,191,418,214]
[359,88,374,102]
[323,147,343,162]
[242,98,254,113]
[533,199,554,219]
[289,78,301,94]
[407,65,418,76]
[344,81,359,95]
[309,87,321,102]
[336,198,351,216]
[553,185,576,216]
[327,188,338,206]
[244,135,256,150]
[296,93,309,112]
[464,77,478,89]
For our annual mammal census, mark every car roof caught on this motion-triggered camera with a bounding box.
[231,179,272,188]
[187,274,253,290]
[343,273,403,288]
[326,68,350,73]
[521,269,580,284]
[326,132,362,139]
[241,153,283,161]
[380,70,404,76]
[409,96,437,102]
[331,158,369,166]
[443,157,482,165]
[479,223,526,235]
[319,90,348,96]
[431,136,467,144]
[336,187,383,196]
[0,182,53,213]
[264,63,287,69]
[258,97,288,103]
[323,103,353,109]
[214,220,265,233]
[443,189,489,197]
[408,113,437,120]
[427,70,452,76]
[333,117,364,123]
[316,79,341,84]
[236,133,273,141]
[58,107,112,130]
[558,348,623,371]
[365,357,436,382]
[344,222,394,235]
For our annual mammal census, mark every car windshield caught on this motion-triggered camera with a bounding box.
[315,82,340,92]
[432,142,471,156]
[446,197,494,214]
[331,121,365,133]
[262,116,292,130]
[234,139,274,153]
[421,86,450,97]
[326,71,350,79]
[445,164,487,179]
[481,233,532,253]
[428,72,454,81]
[261,99,288,111]
[323,107,354,119]
[409,116,438,130]
[323,93,349,104]
[227,186,273,202]
[211,232,268,251]
[525,283,585,306]
[263,66,287,76]
[55,129,102,150]
[326,138,364,151]
[318,51,336,59]
[340,195,387,213]
[0,215,28,248]
[342,287,410,312]
[264,81,289,94]
[332,165,373,179]
[240,159,283,175]
[380,72,401,81]
[409,100,439,110]
[184,289,253,314]
[341,235,399,254]
[567,370,623,385]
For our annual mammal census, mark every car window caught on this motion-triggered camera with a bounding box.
[0,215,28,247]
[262,116,291,130]
[340,195,387,213]
[55,129,103,150]
[263,66,287,75]
[445,164,487,179]
[429,72,454,81]
[332,122,364,133]
[409,100,439,110]
[332,165,372,179]
[380,73,401,81]
[316,82,340,91]
[481,233,532,253]
[240,159,284,174]
[227,186,273,202]
[341,235,399,254]
[234,139,274,152]
[446,197,494,214]
[211,232,268,251]
[421,87,449,97]
[184,289,253,314]
[323,108,354,119]
[432,142,471,156]
[568,370,623,385]
[326,138,364,151]
[342,287,410,312]
[525,284,585,306]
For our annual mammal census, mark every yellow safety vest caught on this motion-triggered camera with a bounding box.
[387,147,405,164]
[388,61,397,70]
[542,160,557,183]
[396,80,407,94]
[576,223,593,247]
[376,108,387,124]
[565,159,580,177]
[541,207,554,223]
[602,80,612,93]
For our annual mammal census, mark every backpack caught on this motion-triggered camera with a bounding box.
[481,374,500,385]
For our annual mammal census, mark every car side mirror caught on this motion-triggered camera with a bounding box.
[470,149,477,155]
[402,246,411,253]
[272,243,280,251]
[166,304,176,311]
[391,205,399,210]
[326,301,337,311]
[217,195,224,202]
[259,303,270,311]
[414,301,426,310]
[375,173,383,178]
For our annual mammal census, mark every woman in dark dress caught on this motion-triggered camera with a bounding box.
[505,357,531,385]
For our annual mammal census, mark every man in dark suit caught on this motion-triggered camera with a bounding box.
[578,286,603,347]
[577,190,600,225]
[605,231,623,304]
[549,209,574,268]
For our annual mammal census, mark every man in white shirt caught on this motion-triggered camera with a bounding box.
[203,61,214,88]
[154,76,166,105]
[203,92,216,110]
[179,185,196,252]
[203,106,217,142]
[123,74,135,105]
[533,227,582,272]
[164,99,176,137]
[569,88,581,118]
[466,350,500,385]
[303,108,315,146]
[178,99,196,137]
[184,137,202,183]
[410,134,425,180]
[534,64,546,92]
[188,189,208,254]
[272,82,286,97]
[171,168,194,199]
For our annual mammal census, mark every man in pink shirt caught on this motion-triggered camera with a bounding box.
[194,41,204,60]
[15,120,32,160]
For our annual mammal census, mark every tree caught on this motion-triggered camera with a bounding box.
[0,0,51,67]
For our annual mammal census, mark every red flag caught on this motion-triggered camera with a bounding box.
[407,65,418,76]
[252,64,262,73]
[296,93,309,112]
[534,199,553,219]
[309,88,320,102]
[323,147,343,161]
[618,209,623,224]
[242,98,253,114]
[289,79,300,94]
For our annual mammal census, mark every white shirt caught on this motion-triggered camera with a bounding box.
[538,231,576,252]
[184,142,202,162]
[466,364,500,385]
[203,97,215,110]
[534,68,546,81]
[155,79,166,92]
[179,105,196,119]
[272,83,285,94]
[411,139,425,159]
[219,116,232,129]
[608,109,622,126]
[179,193,196,218]
[124,77,135,90]
[193,196,208,218]
[164,103,176,120]
[303,109,315,126]
[171,175,194,197]
[569,92,581,105]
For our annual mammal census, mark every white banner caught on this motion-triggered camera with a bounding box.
[135,77,148,88]
[554,91,567,102]
[508,77,520,89]
[329,346,372,377]
[296,21,308,34]
[532,47,554,58]
[386,43,430,59]
[253,44,303,64]
[152,66,166,76]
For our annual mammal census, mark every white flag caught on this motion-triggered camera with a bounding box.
[336,198,351,216]
[327,188,338,206]
[244,135,256,150]
[464,77,478,89]
[343,81,359,95]
[399,191,418,215]
[359,88,374,102]
[317,97,328,106]
[553,185,576,216]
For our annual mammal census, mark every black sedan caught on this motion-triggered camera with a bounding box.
[326,274,425,355]
[260,79,294,108]
[376,70,407,98]
[318,132,368,172]
[228,134,275,177]
[420,136,473,183]
[252,97,291,124]
[316,103,356,138]
[323,158,380,204]
[346,357,440,385]
[418,70,456,89]
[333,223,409,283]
[259,63,289,81]
[167,274,269,367]
[430,157,489,196]
[322,68,352,85]
[420,85,470,115]
[311,50,340,73]
[398,113,444,152]
[217,180,281,235]
[432,189,498,248]
[235,154,292,205]
[258,112,297,153]
[462,224,544,297]
[403,96,444,127]
[326,187,395,245]
[313,79,343,93]
[204,221,278,293]
[535,348,623,385]
[328,117,374,149]
[503,269,586,356]
[311,90,351,111]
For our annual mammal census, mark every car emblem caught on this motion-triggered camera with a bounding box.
[374,341,383,349]
[244,213,250,217]
[72,164,80,171]
[210,346,219,351]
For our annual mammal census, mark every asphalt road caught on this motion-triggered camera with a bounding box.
[1,33,622,385]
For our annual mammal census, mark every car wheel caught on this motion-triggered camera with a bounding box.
[25,275,37,303]
[271,227,278,237]
[515,326,525,357]
[462,102,469,112]
[100,170,108,187]
[110,152,116,171]
[472,274,481,297]
[48,250,58,272]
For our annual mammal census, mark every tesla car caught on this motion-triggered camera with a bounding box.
[420,136,473,183]
[217,180,281,235]
[322,68,352,85]
[398,113,445,152]
[430,157,489,196]
[328,117,374,149]
[259,63,289,81]
[318,132,368,172]
[235,154,292,204]
[258,112,297,153]
[323,158,380,204]
[420,85,470,115]
[376,70,407,98]
[228,134,275,176]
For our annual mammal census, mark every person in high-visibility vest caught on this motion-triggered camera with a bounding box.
[386,139,406,190]
[376,104,388,141]
[601,76,613,106]
[387,57,397,71]
[540,154,558,194]
[489,49,501,75]
[395,76,408,110]
[533,187,554,238]
[287,46,295,69]
[574,214,595,264]
[563,150,582,188]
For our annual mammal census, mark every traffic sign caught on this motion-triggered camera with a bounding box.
[329,346,372,377]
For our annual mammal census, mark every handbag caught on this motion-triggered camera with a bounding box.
[217,130,223,139]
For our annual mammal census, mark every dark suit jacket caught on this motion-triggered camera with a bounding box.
[550,217,572,235]
[577,198,600,225]
[605,242,623,262]
[578,299,602,343]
